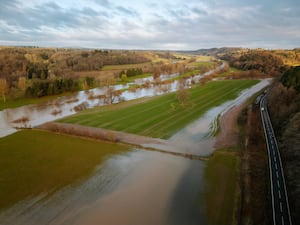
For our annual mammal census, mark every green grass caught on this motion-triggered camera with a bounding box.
[117,73,153,84]
[188,61,215,68]
[0,130,129,210]
[219,67,242,77]
[204,150,240,225]
[60,80,259,139]
[102,62,151,71]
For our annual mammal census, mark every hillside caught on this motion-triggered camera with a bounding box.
[267,67,300,225]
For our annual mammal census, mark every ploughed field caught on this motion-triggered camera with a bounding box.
[60,80,259,139]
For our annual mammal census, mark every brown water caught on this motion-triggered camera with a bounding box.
[0,79,271,225]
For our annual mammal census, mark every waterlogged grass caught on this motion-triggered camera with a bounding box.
[60,80,259,139]
[204,150,240,225]
[0,130,129,210]
[0,93,75,111]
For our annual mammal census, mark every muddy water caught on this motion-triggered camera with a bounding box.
[0,150,206,225]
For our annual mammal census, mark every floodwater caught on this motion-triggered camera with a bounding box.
[0,78,271,225]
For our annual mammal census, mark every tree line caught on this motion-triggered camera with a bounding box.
[267,66,300,224]
[220,50,289,76]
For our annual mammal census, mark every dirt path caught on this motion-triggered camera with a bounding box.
[214,104,245,149]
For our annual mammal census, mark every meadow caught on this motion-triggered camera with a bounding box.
[60,80,259,139]
[0,130,129,210]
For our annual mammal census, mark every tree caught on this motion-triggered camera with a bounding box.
[176,88,189,106]
[121,73,127,82]
[176,78,189,106]
[0,78,8,103]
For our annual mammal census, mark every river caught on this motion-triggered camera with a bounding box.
[0,78,271,225]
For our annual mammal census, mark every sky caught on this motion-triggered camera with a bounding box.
[0,0,300,50]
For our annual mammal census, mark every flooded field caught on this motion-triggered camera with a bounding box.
[0,79,271,225]
[0,63,225,138]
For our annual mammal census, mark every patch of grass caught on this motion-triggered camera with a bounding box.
[0,130,129,210]
[188,61,215,68]
[219,67,242,77]
[60,80,259,139]
[210,114,221,136]
[117,73,153,84]
[204,150,240,225]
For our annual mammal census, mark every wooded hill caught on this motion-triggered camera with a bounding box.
[268,66,300,224]
[0,47,151,81]
[0,47,175,99]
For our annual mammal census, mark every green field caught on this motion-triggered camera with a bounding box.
[0,130,129,210]
[204,150,240,225]
[102,62,151,71]
[60,80,259,139]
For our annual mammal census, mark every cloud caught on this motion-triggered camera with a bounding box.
[0,0,300,49]
[115,6,138,17]
[93,0,111,8]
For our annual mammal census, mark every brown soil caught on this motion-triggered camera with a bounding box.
[214,104,245,149]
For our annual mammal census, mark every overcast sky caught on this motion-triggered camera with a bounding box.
[0,0,299,50]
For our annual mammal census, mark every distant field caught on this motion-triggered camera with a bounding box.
[60,80,259,139]
[0,130,129,209]
[102,62,151,71]
[188,61,216,68]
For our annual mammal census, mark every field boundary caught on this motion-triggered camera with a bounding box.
[38,122,208,161]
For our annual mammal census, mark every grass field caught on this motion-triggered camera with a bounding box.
[60,80,259,139]
[0,130,129,210]
[204,150,240,225]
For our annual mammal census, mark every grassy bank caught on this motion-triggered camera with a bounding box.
[60,80,258,139]
[204,149,240,225]
[0,130,129,210]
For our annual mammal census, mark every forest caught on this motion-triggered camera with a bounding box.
[0,47,159,100]
[267,66,300,224]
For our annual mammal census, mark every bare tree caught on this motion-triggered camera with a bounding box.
[176,78,189,106]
